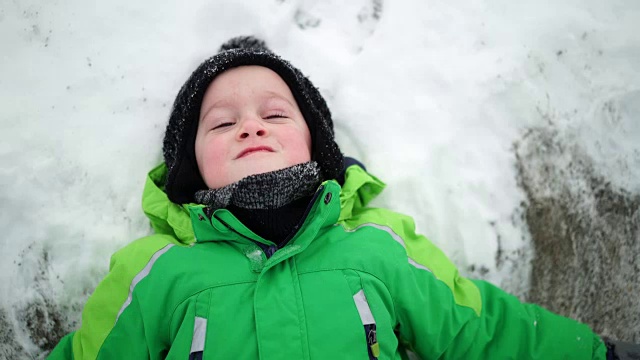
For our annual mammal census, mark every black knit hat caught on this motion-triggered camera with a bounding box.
[163,36,344,204]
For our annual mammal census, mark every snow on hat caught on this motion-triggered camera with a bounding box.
[163,36,344,204]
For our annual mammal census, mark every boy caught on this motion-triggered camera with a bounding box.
[49,36,633,359]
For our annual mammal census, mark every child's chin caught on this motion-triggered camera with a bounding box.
[239,162,289,178]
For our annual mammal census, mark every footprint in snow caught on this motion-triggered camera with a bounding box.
[280,0,383,54]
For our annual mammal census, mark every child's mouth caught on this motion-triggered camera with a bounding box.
[237,146,274,159]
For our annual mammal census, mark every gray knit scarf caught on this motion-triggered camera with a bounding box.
[194,161,321,211]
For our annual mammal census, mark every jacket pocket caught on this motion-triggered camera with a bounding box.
[353,290,380,360]
[189,316,207,360]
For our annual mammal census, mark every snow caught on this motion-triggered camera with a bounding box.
[1,0,638,357]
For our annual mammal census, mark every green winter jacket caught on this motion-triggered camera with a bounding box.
[49,163,606,359]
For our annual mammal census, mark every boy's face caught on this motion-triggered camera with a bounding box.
[195,66,312,189]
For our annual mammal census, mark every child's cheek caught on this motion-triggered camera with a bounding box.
[200,140,227,182]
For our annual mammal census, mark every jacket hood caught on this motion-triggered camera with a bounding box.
[141,161,386,245]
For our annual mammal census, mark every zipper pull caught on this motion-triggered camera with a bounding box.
[365,324,379,359]
[264,245,278,258]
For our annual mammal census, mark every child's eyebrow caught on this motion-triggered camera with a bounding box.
[206,98,235,111]
[263,91,296,108]
[199,99,235,122]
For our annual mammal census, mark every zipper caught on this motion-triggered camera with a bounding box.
[276,185,324,252]
[212,185,325,259]
[212,215,278,259]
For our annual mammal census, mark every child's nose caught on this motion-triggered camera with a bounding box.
[237,116,268,140]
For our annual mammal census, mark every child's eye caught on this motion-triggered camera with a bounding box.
[212,122,234,130]
[265,113,286,120]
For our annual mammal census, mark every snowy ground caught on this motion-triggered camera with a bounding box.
[1,0,639,357]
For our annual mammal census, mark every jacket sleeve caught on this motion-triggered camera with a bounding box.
[47,235,175,360]
[373,208,607,359]
[48,332,75,359]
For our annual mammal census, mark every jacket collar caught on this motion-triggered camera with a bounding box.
[141,162,386,247]
[189,181,341,247]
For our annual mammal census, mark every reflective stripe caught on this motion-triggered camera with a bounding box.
[191,317,207,353]
[408,258,430,272]
[353,290,376,325]
[342,223,432,272]
[115,244,175,323]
